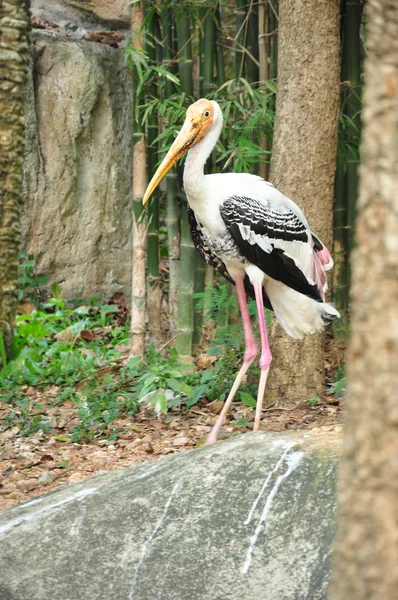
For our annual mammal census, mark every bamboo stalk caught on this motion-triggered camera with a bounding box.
[192,256,206,351]
[246,0,259,85]
[268,0,278,80]
[198,7,205,97]
[145,12,162,345]
[258,0,269,180]
[130,2,147,357]
[199,2,225,349]
[203,5,216,97]
[333,162,349,336]
[177,209,196,359]
[235,0,246,81]
[130,217,149,357]
[175,12,195,358]
[166,172,180,335]
[175,12,194,98]
[215,2,225,87]
[332,0,363,332]
[199,265,216,349]
[161,9,180,336]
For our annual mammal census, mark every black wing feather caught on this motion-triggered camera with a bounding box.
[187,204,273,310]
[220,196,323,303]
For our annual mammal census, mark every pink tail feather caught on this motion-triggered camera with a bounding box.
[311,234,334,300]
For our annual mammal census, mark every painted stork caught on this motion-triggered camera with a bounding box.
[143,98,339,445]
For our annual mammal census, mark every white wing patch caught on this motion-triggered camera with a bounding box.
[273,238,316,286]
[238,223,273,254]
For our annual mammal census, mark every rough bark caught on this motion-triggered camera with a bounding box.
[0,0,30,361]
[331,2,398,598]
[268,0,340,405]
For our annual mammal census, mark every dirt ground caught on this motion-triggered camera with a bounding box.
[0,391,342,512]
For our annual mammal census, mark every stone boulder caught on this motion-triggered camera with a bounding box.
[22,31,133,300]
[65,0,130,25]
[31,0,131,32]
[0,432,340,600]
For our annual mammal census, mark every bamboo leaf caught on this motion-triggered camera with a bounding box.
[152,66,180,85]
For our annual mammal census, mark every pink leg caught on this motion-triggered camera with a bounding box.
[253,282,272,431]
[205,276,258,445]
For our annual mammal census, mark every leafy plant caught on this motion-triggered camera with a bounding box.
[307,397,318,407]
[327,364,346,397]
[18,251,49,302]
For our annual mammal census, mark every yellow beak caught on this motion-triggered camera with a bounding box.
[142,117,203,206]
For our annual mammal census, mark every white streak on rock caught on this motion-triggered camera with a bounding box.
[244,442,295,526]
[69,507,87,537]
[242,450,304,574]
[0,488,98,536]
[128,480,180,599]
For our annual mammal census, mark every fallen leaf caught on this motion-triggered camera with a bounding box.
[173,437,193,447]
[140,441,154,453]
[206,400,224,415]
[80,330,95,343]
[54,327,75,342]
[53,435,71,443]
[17,300,36,315]
[16,478,38,493]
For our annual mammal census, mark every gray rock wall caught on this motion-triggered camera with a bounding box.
[32,0,131,33]
[0,432,340,600]
[22,30,133,300]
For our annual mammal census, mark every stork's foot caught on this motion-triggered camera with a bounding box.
[204,434,218,446]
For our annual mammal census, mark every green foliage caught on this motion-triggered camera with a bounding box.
[1,278,262,442]
[0,289,135,440]
[136,79,275,175]
[327,364,346,396]
[337,107,362,169]
[18,251,49,302]
[307,397,318,407]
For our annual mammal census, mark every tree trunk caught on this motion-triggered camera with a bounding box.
[267,0,340,405]
[331,2,398,598]
[0,0,30,364]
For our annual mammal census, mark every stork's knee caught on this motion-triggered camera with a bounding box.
[259,352,272,371]
[244,341,258,363]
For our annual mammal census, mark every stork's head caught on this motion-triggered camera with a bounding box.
[142,99,221,205]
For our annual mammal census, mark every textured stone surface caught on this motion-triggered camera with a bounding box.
[0,432,340,600]
[31,0,131,31]
[22,31,133,300]
[65,0,130,24]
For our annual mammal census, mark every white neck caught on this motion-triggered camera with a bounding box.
[183,105,223,206]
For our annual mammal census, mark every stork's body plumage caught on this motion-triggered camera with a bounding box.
[143,99,339,444]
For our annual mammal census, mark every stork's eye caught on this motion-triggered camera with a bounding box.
[204,110,210,118]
